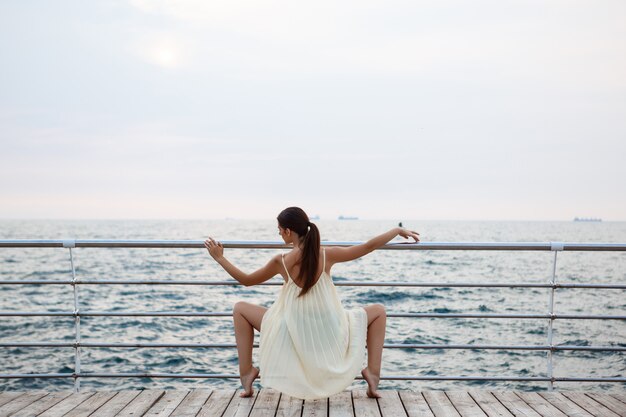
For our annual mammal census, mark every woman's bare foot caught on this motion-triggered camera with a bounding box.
[239,366,259,397]
[361,367,381,398]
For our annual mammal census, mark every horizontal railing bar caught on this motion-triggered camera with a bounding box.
[0,372,624,382]
[1,342,624,351]
[1,311,625,319]
[1,279,625,289]
[1,239,625,251]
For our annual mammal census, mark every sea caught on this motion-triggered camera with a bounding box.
[0,219,624,393]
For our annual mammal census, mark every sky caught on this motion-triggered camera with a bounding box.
[0,0,625,221]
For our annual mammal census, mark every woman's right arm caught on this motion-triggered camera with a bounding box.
[326,227,420,264]
[205,237,281,286]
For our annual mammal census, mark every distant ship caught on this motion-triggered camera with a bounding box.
[309,215,320,220]
[338,215,359,220]
[573,217,602,222]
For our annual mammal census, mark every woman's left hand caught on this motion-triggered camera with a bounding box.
[398,228,420,243]
[204,237,224,260]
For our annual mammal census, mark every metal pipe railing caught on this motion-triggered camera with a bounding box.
[1,310,625,319]
[0,239,624,390]
[1,342,624,351]
[1,279,625,289]
[0,372,624,383]
[1,239,625,251]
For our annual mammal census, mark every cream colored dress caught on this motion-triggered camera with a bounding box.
[258,248,368,400]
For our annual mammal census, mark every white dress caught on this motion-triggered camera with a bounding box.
[258,248,368,400]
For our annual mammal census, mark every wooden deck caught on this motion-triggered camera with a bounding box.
[0,389,625,417]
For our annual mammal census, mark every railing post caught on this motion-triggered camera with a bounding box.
[547,242,563,391]
[64,240,80,392]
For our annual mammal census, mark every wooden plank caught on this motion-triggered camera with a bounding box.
[446,391,487,417]
[144,390,190,417]
[378,390,407,417]
[398,390,435,417]
[39,392,98,417]
[585,393,626,417]
[0,392,25,408]
[64,391,118,417]
[537,392,593,417]
[514,392,568,417]
[277,393,304,417]
[222,389,259,417]
[612,393,626,404]
[422,391,461,417]
[0,391,48,417]
[91,390,142,417]
[116,390,165,417]
[196,389,235,417]
[352,389,381,417]
[11,391,73,417]
[561,391,620,417]
[491,391,541,417]
[328,391,353,417]
[467,391,514,417]
[170,389,213,417]
[249,389,280,417]
[302,397,328,417]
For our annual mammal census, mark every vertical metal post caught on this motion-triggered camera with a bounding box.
[547,242,563,391]
[64,240,80,392]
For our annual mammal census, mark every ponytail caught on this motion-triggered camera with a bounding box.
[297,222,320,297]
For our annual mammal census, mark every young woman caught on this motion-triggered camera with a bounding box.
[205,207,419,400]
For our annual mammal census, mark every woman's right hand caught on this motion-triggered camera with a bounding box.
[398,227,420,242]
[204,237,224,260]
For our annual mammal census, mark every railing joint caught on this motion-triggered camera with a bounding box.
[63,239,76,248]
[550,242,564,251]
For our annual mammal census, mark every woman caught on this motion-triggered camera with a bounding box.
[204,207,419,399]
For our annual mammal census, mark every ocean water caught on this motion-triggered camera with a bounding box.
[0,219,624,393]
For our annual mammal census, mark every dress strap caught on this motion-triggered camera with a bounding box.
[322,248,326,271]
[281,254,292,281]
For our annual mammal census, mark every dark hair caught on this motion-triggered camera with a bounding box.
[277,207,320,297]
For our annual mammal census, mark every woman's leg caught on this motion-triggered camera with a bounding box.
[361,303,386,398]
[232,301,267,397]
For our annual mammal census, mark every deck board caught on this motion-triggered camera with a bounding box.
[143,390,189,417]
[538,393,594,417]
[328,390,353,417]
[378,389,407,417]
[0,391,48,417]
[399,390,436,417]
[11,391,73,417]
[301,396,327,417]
[561,391,621,417]
[467,391,514,417]
[612,393,626,404]
[584,393,626,417]
[38,391,97,417]
[446,391,487,417]
[423,391,461,417]
[0,389,624,417]
[353,389,381,417]
[221,389,258,417]
[514,392,568,417]
[197,389,235,417]
[64,391,118,417]
[92,390,143,417]
[249,389,280,417]
[0,391,25,408]
[276,392,302,417]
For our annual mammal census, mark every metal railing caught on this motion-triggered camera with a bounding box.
[0,239,624,392]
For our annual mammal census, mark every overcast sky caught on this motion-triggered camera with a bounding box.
[1,0,624,220]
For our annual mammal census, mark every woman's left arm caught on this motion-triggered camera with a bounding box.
[205,237,280,286]
[326,227,420,264]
